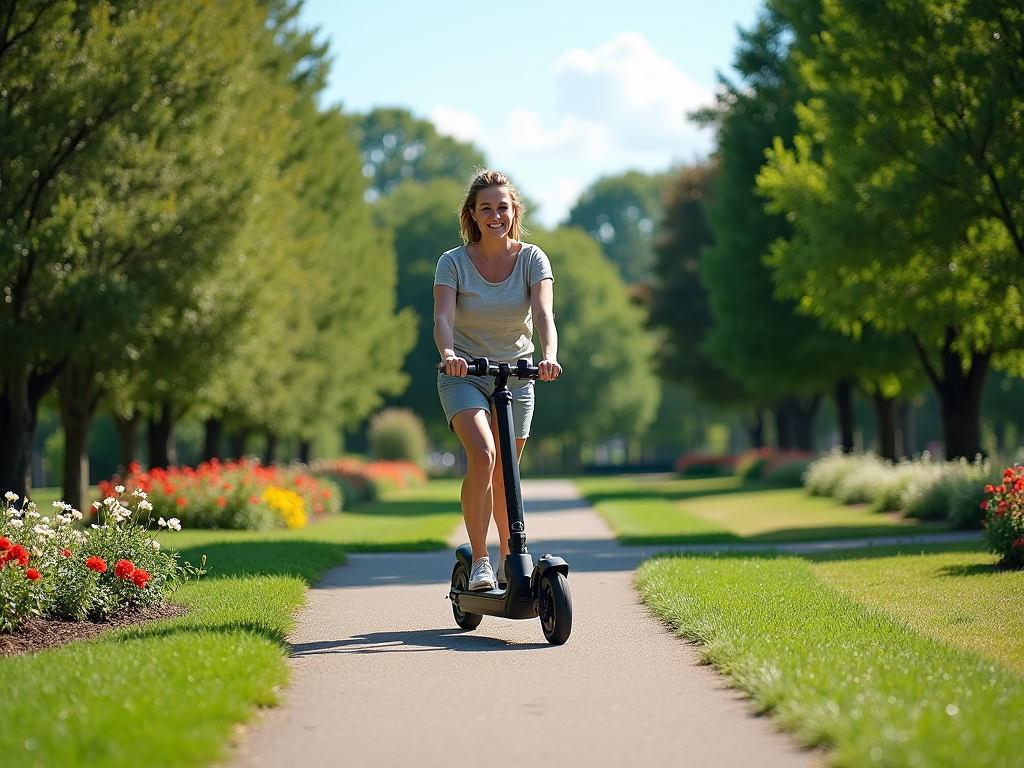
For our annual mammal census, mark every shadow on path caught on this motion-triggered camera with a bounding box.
[289,628,550,656]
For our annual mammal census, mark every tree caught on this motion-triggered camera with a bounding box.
[349,108,485,201]
[567,171,669,285]
[529,227,660,444]
[761,0,1024,458]
[0,1,278,503]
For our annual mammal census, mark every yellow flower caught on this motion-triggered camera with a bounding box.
[262,486,307,529]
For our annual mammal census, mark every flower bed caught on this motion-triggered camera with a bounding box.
[980,466,1024,568]
[735,448,813,484]
[99,459,341,531]
[1,489,197,634]
[311,457,428,504]
[673,453,737,477]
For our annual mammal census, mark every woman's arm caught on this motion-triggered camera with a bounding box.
[531,278,561,382]
[433,285,467,376]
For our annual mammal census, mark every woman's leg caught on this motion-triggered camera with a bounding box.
[490,402,527,560]
[451,408,496,562]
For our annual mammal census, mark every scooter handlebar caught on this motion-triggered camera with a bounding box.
[436,357,541,379]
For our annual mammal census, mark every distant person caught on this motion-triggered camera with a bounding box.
[433,170,561,591]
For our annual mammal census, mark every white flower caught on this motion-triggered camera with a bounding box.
[139,500,153,512]
[33,524,49,535]
[4,491,18,501]
[115,485,125,494]
[103,497,117,507]
[72,509,83,520]
[92,501,101,510]
[132,489,147,500]
[61,502,72,511]
[150,540,160,551]
[52,500,62,509]
[91,524,100,530]
[26,510,40,519]
[32,546,42,557]
[168,518,181,531]
[41,516,50,524]
[9,519,23,529]
[158,517,167,528]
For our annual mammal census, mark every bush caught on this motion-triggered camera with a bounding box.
[803,447,862,496]
[766,457,813,487]
[311,457,428,505]
[369,408,428,466]
[901,455,995,526]
[1,489,198,633]
[834,453,893,504]
[981,466,1024,567]
[99,460,341,531]
[674,453,736,477]
[735,448,772,482]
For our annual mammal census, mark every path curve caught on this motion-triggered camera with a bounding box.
[228,479,818,768]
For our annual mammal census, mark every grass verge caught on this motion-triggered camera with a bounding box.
[0,480,463,768]
[637,544,1023,767]
[575,475,950,544]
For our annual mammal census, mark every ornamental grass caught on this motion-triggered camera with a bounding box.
[99,459,341,531]
[1,489,199,634]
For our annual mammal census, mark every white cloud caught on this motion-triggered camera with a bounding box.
[526,176,585,228]
[429,105,482,144]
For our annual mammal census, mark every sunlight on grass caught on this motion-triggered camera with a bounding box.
[575,476,950,544]
[809,544,1024,672]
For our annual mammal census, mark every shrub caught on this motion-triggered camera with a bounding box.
[369,408,428,466]
[866,460,922,513]
[803,447,862,496]
[765,457,813,487]
[834,453,893,504]
[899,455,994,526]
[735,448,773,482]
[100,460,341,531]
[981,466,1024,567]
[311,457,428,505]
[674,453,736,477]
[1,489,198,633]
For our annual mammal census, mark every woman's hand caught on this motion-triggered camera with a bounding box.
[538,359,562,382]
[441,352,468,377]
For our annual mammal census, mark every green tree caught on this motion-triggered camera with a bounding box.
[529,227,660,444]
[567,171,669,285]
[761,0,1024,458]
[350,108,485,201]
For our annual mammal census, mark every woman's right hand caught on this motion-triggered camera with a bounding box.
[441,352,467,377]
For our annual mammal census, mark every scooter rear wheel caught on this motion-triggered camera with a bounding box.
[451,562,483,630]
[537,571,572,645]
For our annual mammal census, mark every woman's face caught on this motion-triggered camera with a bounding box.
[473,186,515,240]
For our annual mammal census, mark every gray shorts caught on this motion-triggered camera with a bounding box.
[437,373,535,439]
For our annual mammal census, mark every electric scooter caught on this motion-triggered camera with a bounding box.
[443,357,572,645]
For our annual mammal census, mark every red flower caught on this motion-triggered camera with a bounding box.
[86,556,108,573]
[985,485,996,494]
[314,502,324,514]
[0,536,10,550]
[321,489,330,499]
[1014,538,1024,548]
[131,568,150,589]
[5,544,29,567]
[980,501,989,510]
[1005,468,1014,478]
[216,496,227,507]
[114,559,135,580]
[61,548,72,558]
[128,461,142,475]
[25,568,40,581]
[249,494,259,504]
[997,485,1006,494]
[176,496,187,507]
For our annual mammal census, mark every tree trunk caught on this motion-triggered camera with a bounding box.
[298,439,312,465]
[790,394,821,452]
[147,402,176,469]
[871,391,897,461]
[57,362,102,512]
[0,366,60,500]
[898,400,915,457]
[743,409,765,450]
[112,412,140,474]
[835,379,855,453]
[773,403,793,450]
[203,418,223,463]
[230,427,250,460]
[912,329,989,460]
[264,431,277,465]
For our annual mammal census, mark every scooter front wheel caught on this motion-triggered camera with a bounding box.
[537,571,572,645]
[451,562,483,630]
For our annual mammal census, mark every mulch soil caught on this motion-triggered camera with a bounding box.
[0,603,188,659]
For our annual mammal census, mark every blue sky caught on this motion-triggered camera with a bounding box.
[298,0,766,225]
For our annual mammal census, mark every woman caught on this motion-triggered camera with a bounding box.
[433,170,561,591]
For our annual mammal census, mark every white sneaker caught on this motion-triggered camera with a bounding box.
[468,557,496,591]
[496,556,507,588]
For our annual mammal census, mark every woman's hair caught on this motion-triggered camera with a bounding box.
[458,169,528,244]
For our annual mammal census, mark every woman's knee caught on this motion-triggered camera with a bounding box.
[466,443,496,474]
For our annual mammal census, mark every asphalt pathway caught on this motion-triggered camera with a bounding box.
[228,479,831,767]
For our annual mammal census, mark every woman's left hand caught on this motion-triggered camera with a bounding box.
[538,359,562,382]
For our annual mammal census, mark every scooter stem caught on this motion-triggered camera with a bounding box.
[492,363,528,555]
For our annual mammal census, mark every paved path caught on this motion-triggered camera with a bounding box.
[229,479,820,768]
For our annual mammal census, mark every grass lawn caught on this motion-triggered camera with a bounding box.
[575,475,951,544]
[0,479,463,768]
[637,542,1024,767]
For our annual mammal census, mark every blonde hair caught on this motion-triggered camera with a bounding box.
[458,170,528,244]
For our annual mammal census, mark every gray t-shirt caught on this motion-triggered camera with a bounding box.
[434,243,554,363]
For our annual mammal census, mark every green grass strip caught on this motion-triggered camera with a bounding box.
[0,480,463,767]
[576,476,949,545]
[637,551,1024,767]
